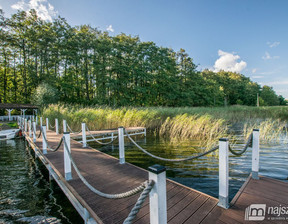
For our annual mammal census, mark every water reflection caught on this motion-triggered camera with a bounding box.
[0,139,82,224]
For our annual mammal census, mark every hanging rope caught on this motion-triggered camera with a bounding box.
[123,180,154,224]
[86,126,118,145]
[67,124,82,135]
[124,129,219,162]
[49,123,55,129]
[228,133,253,156]
[37,128,42,138]
[41,127,64,152]
[62,137,148,199]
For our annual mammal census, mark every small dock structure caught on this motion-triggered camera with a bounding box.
[19,116,288,223]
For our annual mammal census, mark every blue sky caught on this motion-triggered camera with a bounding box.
[1,0,287,98]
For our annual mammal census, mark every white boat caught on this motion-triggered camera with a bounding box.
[0,129,20,140]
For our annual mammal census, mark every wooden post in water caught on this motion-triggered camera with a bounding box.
[32,122,36,142]
[118,127,125,164]
[42,125,47,154]
[46,118,49,131]
[252,129,260,179]
[82,123,87,148]
[148,164,167,224]
[55,118,59,135]
[64,132,72,180]
[63,120,67,133]
[218,138,229,209]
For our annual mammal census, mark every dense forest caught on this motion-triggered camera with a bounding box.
[0,9,286,107]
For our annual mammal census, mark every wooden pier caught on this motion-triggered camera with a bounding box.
[71,126,146,142]
[23,124,288,223]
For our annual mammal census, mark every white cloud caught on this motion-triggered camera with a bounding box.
[11,0,57,21]
[252,68,257,74]
[262,51,279,60]
[11,0,25,10]
[212,50,247,73]
[0,4,3,9]
[265,80,288,85]
[106,25,114,32]
[251,76,264,79]
[267,41,280,48]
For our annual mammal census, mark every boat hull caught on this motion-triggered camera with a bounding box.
[0,129,20,140]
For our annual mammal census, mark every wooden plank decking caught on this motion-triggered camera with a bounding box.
[71,127,146,139]
[25,128,288,224]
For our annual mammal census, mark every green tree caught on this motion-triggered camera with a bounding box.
[260,85,279,106]
[32,82,59,106]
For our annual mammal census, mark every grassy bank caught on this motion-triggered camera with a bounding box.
[43,104,288,146]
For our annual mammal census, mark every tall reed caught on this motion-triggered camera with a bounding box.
[43,104,288,147]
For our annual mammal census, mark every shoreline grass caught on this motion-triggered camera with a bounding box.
[43,104,288,147]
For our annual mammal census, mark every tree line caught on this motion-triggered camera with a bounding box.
[0,9,286,107]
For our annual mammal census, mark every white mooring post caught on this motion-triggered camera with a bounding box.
[118,127,125,164]
[82,123,87,148]
[36,116,38,126]
[46,118,49,131]
[29,119,32,137]
[64,132,72,180]
[42,125,47,154]
[24,119,27,133]
[32,121,36,142]
[22,117,25,129]
[40,117,43,127]
[252,129,260,179]
[55,118,59,135]
[218,138,229,209]
[63,120,67,133]
[148,164,167,224]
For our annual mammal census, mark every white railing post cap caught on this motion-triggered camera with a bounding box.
[148,164,166,174]
[253,128,259,132]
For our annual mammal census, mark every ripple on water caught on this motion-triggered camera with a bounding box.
[17,216,61,224]
[0,139,82,224]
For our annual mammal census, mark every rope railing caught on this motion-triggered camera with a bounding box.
[124,128,255,162]
[37,128,42,138]
[67,124,82,135]
[86,126,118,145]
[62,137,150,199]
[41,127,64,152]
[124,129,219,162]
[123,180,155,224]
[228,133,253,156]
[49,123,55,129]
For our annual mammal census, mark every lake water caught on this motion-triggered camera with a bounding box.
[0,133,287,223]
[0,138,82,224]
[91,132,288,200]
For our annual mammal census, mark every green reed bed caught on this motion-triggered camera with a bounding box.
[43,104,288,148]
